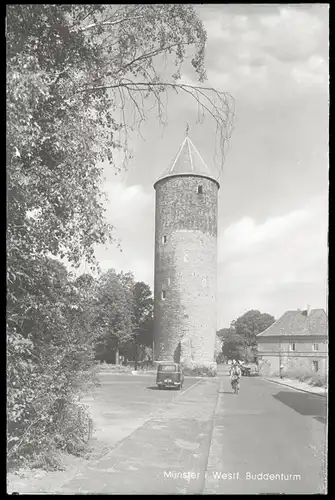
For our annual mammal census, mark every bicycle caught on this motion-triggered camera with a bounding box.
[231,377,240,395]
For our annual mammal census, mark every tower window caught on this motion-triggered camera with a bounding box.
[162,235,167,244]
[167,278,171,286]
[197,185,203,194]
[161,290,166,300]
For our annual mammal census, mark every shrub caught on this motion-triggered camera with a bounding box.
[182,365,217,377]
[98,362,132,373]
[308,373,327,387]
[7,330,100,471]
[282,368,327,388]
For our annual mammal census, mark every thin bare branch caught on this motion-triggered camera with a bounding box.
[73,16,145,34]
[119,42,189,75]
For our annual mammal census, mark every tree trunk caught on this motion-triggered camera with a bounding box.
[115,347,119,365]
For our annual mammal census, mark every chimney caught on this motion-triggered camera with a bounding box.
[307,304,311,316]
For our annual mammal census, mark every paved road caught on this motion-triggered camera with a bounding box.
[82,373,201,447]
[204,367,327,494]
[58,369,326,494]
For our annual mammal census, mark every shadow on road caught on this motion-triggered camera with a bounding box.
[219,390,235,395]
[314,416,327,424]
[273,391,327,423]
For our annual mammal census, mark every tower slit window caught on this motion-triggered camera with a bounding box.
[197,185,203,194]
[162,235,167,244]
[161,290,166,300]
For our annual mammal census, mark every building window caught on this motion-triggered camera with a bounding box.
[312,343,319,351]
[162,235,167,244]
[313,360,319,372]
[289,343,296,352]
[197,185,203,194]
[161,290,166,300]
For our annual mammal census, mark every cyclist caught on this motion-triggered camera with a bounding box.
[230,360,242,394]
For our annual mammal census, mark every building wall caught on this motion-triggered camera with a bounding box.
[257,337,328,376]
[153,175,219,367]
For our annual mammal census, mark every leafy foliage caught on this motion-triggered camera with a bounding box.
[219,310,276,362]
[221,333,246,361]
[216,328,232,341]
[94,269,135,362]
[7,259,99,468]
[7,4,233,468]
[182,365,216,377]
[232,310,276,342]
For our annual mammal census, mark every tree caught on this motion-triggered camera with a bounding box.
[231,310,275,362]
[216,328,232,341]
[7,4,234,273]
[124,281,154,368]
[221,334,245,361]
[7,258,98,465]
[232,310,275,344]
[94,269,135,363]
[133,282,154,327]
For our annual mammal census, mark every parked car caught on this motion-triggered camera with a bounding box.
[241,365,252,376]
[156,361,184,389]
[241,363,259,376]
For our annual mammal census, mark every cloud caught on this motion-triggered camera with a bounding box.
[94,180,155,286]
[259,7,324,62]
[201,4,328,102]
[217,196,328,326]
[219,208,308,262]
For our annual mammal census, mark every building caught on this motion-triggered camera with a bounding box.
[257,308,328,376]
[153,133,219,369]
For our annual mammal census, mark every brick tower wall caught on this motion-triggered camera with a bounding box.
[153,174,219,368]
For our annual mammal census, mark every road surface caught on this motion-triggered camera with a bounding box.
[57,368,327,494]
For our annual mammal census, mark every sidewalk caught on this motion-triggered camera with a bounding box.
[8,379,220,495]
[264,376,327,397]
[53,378,219,494]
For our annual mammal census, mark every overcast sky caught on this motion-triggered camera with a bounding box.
[92,4,328,328]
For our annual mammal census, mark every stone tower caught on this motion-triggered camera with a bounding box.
[153,133,219,369]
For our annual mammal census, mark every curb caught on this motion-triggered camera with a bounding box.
[264,377,327,398]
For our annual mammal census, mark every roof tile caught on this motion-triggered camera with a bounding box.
[156,136,217,183]
[257,309,327,337]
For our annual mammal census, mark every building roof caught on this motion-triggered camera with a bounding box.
[154,135,219,187]
[257,309,327,338]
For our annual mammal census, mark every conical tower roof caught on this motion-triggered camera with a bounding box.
[154,134,219,188]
